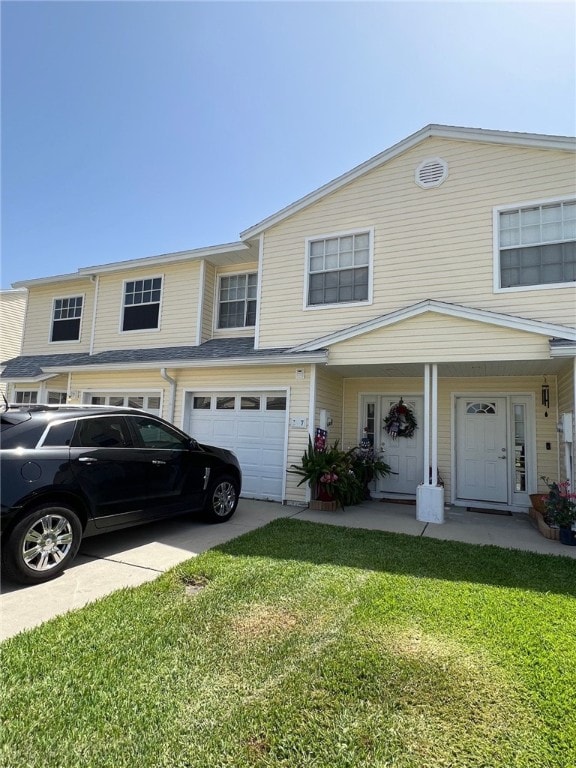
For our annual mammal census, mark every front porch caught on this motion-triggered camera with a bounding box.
[296,498,576,558]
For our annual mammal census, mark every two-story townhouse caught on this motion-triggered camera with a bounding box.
[2,124,575,517]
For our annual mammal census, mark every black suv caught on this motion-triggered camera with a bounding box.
[1,405,242,584]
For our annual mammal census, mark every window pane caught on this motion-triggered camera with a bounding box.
[266,396,286,410]
[43,420,75,447]
[132,416,187,449]
[122,303,160,331]
[75,417,128,448]
[309,255,324,272]
[241,396,260,410]
[128,397,144,409]
[193,396,211,409]
[51,318,81,342]
[216,396,235,409]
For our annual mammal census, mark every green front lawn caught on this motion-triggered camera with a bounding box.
[2,518,575,768]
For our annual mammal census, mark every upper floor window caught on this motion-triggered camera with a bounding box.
[307,231,371,307]
[498,200,576,289]
[218,273,257,329]
[51,296,83,342]
[122,277,162,331]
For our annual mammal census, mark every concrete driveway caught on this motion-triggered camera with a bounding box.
[0,499,298,641]
[2,499,573,641]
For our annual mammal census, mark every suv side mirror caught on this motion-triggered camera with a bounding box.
[188,437,199,450]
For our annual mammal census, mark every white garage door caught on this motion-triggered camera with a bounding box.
[185,392,287,501]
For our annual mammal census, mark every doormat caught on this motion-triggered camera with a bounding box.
[380,498,416,505]
[467,507,512,516]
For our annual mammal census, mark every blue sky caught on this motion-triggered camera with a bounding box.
[2,0,575,289]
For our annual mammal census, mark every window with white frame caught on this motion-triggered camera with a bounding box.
[87,393,162,416]
[307,231,370,306]
[47,391,67,404]
[218,273,257,328]
[14,391,38,404]
[122,278,162,331]
[51,296,83,342]
[498,200,576,288]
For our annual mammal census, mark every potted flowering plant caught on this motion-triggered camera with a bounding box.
[289,438,346,508]
[541,477,576,545]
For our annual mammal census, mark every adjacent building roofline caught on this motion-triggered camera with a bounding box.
[240,124,576,239]
[11,242,252,289]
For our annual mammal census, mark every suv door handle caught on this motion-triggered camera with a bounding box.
[152,459,166,465]
[78,456,98,464]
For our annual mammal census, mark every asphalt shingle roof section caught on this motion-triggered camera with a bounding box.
[0,338,322,378]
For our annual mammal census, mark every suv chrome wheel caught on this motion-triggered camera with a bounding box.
[2,504,82,584]
[204,476,239,522]
[22,513,75,572]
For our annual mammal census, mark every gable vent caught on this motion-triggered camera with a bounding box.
[415,157,448,189]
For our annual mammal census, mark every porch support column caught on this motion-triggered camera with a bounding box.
[416,363,445,523]
[431,363,438,486]
[423,364,430,484]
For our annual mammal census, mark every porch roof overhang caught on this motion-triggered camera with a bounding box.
[290,300,576,353]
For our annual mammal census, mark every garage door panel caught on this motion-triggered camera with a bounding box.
[263,421,286,439]
[212,421,238,440]
[237,421,264,439]
[187,392,287,501]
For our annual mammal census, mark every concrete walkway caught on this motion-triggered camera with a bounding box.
[1,498,574,641]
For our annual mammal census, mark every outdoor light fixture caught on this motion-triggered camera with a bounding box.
[541,378,550,410]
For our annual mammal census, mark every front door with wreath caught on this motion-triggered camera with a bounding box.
[377,396,424,496]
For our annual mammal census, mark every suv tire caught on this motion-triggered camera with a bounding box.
[202,475,239,523]
[2,504,82,584]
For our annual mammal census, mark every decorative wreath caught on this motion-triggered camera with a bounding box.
[383,398,417,439]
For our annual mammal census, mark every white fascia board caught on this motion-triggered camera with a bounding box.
[0,373,59,383]
[291,300,576,351]
[240,125,576,239]
[78,242,250,275]
[12,273,92,289]
[40,352,327,373]
[550,344,576,357]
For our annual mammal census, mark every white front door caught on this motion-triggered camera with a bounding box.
[456,397,508,503]
[377,396,424,496]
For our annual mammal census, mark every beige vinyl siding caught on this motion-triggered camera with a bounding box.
[0,292,26,394]
[68,370,166,405]
[257,137,575,348]
[21,280,93,355]
[343,375,559,500]
[201,262,216,342]
[91,262,202,352]
[328,314,552,366]
[315,365,344,446]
